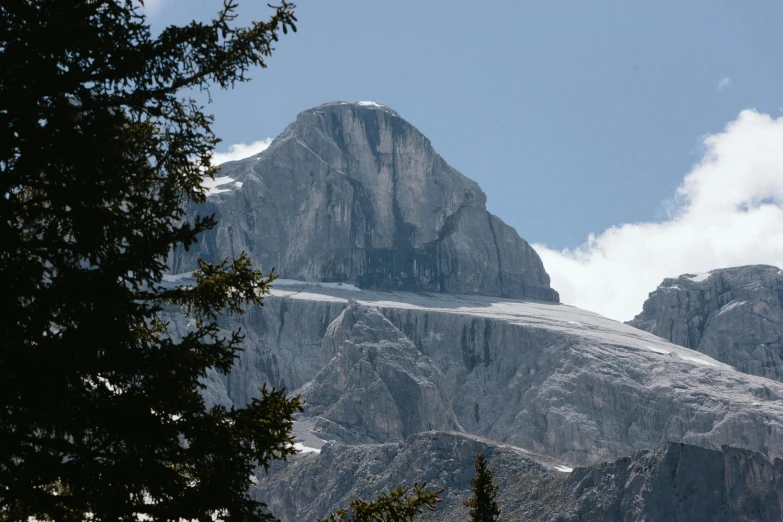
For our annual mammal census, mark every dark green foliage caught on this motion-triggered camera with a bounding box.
[319,484,443,522]
[0,1,301,520]
[0,1,444,520]
[463,453,501,522]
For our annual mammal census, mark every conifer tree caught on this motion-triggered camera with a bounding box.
[319,484,443,522]
[0,1,440,521]
[463,453,501,522]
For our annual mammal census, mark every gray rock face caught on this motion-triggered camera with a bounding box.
[253,432,783,522]
[169,101,557,301]
[629,265,783,382]
[561,441,783,522]
[162,291,346,408]
[298,304,460,444]
[190,281,783,467]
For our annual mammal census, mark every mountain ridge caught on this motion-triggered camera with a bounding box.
[161,276,783,467]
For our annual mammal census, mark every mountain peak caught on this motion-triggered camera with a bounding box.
[306,100,399,116]
[172,102,558,301]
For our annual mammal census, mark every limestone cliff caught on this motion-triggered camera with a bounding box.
[165,279,783,467]
[298,304,460,444]
[169,101,557,301]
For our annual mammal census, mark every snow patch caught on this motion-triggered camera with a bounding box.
[567,321,583,327]
[554,465,573,473]
[685,272,712,282]
[293,442,321,454]
[162,272,193,283]
[679,356,717,367]
[357,101,383,108]
[718,300,747,315]
[644,345,671,355]
[267,286,709,365]
[202,175,233,189]
[202,176,240,196]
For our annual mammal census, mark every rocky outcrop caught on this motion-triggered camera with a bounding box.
[298,304,460,444]
[628,265,783,382]
[169,101,557,301]
[162,289,346,408]
[561,441,783,522]
[252,431,783,522]
[182,280,783,466]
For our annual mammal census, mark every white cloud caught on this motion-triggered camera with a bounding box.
[534,109,783,322]
[211,138,273,165]
[718,77,732,91]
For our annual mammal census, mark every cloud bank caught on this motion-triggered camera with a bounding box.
[211,139,273,165]
[534,110,783,322]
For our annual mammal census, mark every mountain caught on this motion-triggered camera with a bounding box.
[628,265,783,382]
[164,278,783,467]
[169,101,558,301]
[165,102,783,519]
[253,432,783,522]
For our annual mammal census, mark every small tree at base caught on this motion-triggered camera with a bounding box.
[319,484,443,522]
[463,453,501,522]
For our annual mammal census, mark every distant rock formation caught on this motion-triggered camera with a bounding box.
[169,101,558,301]
[253,431,783,522]
[628,265,783,382]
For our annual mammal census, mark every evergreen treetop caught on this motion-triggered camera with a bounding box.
[319,484,443,522]
[463,453,501,522]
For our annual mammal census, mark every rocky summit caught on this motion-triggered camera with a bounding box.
[629,265,783,383]
[169,101,558,301]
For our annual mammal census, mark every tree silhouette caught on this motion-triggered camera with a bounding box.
[0,1,442,519]
[463,453,501,522]
[0,1,303,519]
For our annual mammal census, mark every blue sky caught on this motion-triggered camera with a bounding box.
[148,1,783,319]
